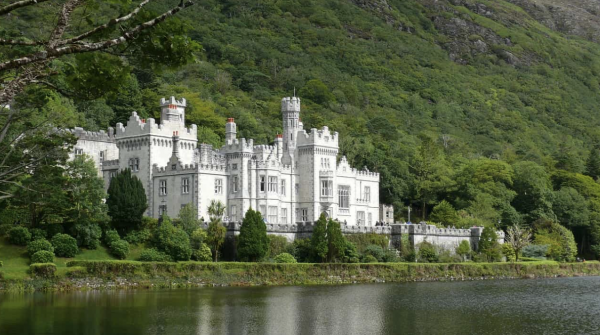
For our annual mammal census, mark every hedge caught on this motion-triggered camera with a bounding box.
[31,250,55,264]
[30,263,57,278]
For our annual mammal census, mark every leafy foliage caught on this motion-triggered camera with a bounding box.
[237,208,269,262]
[274,253,297,264]
[51,233,79,258]
[27,239,54,257]
[31,250,54,264]
[8,227,31,246]
[153,220,192,261]
[109,240,130,260]
[138,248,172,262]
[106,169,148,234]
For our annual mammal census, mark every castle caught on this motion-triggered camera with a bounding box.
[69,96,382,225]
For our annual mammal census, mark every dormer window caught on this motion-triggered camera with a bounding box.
[172,164,177,170]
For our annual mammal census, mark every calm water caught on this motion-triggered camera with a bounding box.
[1,277,600,335]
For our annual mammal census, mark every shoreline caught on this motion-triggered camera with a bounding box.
[2,260,600,292]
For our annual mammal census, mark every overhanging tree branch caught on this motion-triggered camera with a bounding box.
[0,0,53,15]
[59,0,152,45]
[0,0,193,72]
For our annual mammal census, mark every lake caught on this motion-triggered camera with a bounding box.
[1,276,599,335]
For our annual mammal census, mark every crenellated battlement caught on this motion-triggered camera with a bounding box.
[337,156,379,179]
[114,112,197,140]
[220,138,255,153]
[281,96,301,112]
[153,163,198,174]
[68,127,115,142]
[297,126,339,148]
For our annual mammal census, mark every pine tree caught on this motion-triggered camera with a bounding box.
[237,208,269,262]
[311,214,328,262]
[585,148,600,180]
[326,219,346,262]
[106,169,147,234]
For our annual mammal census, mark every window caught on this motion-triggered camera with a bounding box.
[301,208,308,222]
[386,211,391,219]
[232,175,239,193]
[171,164,176,170]
[129,158,134,170]
[260,176,266,192]
[109,171,117,182]
[280,180,286,196]
[338,186,350,209]
[232,163,238,170]
[280,208,287,224]
[159,180,167,196]
[181,204,187,209]
[295,183,299,195]
[357,211,365,225]
[181,178,189,194]
[135,158,139,171]
[74,148,83,156]
[321,180,333,197]
[295,208,299,222]
[99,151,104,162]
[230,205,237,222]
[368,213,372,226]
[259,205,267,218]
[268,206,278,223]
[268,176,278,193]
[215,179,223,194]
[364,186,371,202]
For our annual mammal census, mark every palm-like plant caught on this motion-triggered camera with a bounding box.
[206,200,226,262]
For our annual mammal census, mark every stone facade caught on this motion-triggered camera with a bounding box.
[70,96,383,225]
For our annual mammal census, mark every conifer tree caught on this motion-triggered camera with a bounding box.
[237,208,269,262]
[106,169,147,234]
[585,148,600,180]
[326,219,346,262]
[311,214,328,262]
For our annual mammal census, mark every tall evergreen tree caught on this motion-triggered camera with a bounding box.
[311,214,328,262]
[585,148,600,180]
[326,219,346,262]
[237,208,269,262]
[106,169,147,234]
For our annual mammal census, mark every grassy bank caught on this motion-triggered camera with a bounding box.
[2,259,600,292]
[3,237,600,292]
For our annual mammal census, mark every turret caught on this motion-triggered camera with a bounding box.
[160,96,187,125]
[281,96,302,159]
[226,118,237,144]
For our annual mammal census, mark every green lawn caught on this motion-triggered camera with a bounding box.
[0,237,129,280]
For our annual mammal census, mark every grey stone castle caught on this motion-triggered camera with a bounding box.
[70,96,381,225]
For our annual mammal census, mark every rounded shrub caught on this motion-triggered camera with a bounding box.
[153,223,192,261]
[8,226,31,246]
[363,244,385,262]
[192,244,212,262]
[31,250,55,264]
[71,223,102,249]
[124,229,152,245]
[363,254,378,263]
[104,229,120,246]
[27,239,54,257]
[51,234,79,258]
[138,248,172,262]
[274,253,297,263]
[417,241,438,263]
[30,228,47,241]
[109,240,130,260]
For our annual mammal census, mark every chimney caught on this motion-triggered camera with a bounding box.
[226,118,237,144]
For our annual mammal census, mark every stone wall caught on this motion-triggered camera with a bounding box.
[199,221,504,253]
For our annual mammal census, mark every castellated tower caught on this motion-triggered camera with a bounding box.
[114,96,197,216]
[282,97,302,151]
[160,97,187,124]
[225,118,237,144]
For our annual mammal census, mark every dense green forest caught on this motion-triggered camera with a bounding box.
[3,0,600,257]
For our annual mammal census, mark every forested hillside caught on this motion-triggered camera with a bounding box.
[3,0,600,256]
